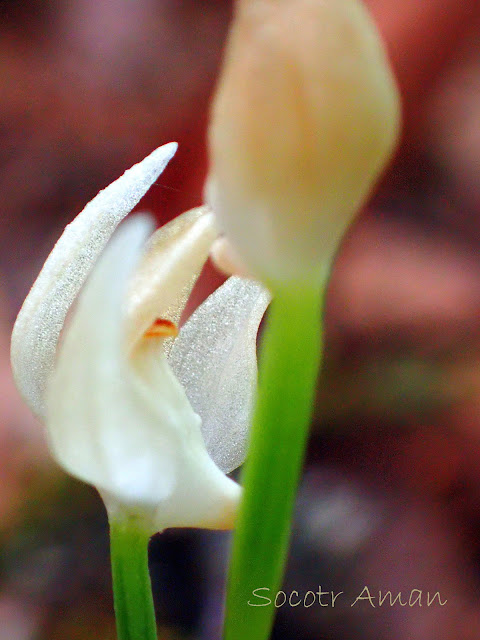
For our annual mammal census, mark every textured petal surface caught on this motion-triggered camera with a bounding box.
[11,143,177,418]
[169,276,270,473]
[125,206,217,352]
[47,215,239,531]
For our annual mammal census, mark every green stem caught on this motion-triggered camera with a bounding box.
[224,284,323,640]
[109,516,158,640]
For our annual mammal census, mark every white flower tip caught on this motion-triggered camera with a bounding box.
[154,141,178,163]
[201,479,242,531]
[210,236,252,279]
[135,143,178,176]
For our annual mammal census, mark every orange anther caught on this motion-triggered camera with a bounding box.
[144,318,178,339]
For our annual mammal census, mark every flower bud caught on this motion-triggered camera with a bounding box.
[207,0,400,287]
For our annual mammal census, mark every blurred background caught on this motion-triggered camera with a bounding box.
[2,0,480,638]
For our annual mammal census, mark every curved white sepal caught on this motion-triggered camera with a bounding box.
[11,143,177,418]
[169,276,270,473]
[46,216,240,532]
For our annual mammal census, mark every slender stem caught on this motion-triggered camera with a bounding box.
[109,516,158,640]
[223,283,323,640]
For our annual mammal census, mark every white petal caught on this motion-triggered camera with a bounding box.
[11,143,177,418]
[125,206,217,351]
[47,215,239,532]
[169,276,271,473]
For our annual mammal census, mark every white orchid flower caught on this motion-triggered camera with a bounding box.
[11,144,270,533]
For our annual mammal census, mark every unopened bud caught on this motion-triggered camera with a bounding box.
[207,0,400,287]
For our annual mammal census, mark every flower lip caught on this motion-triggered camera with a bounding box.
[45,213,264,531]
